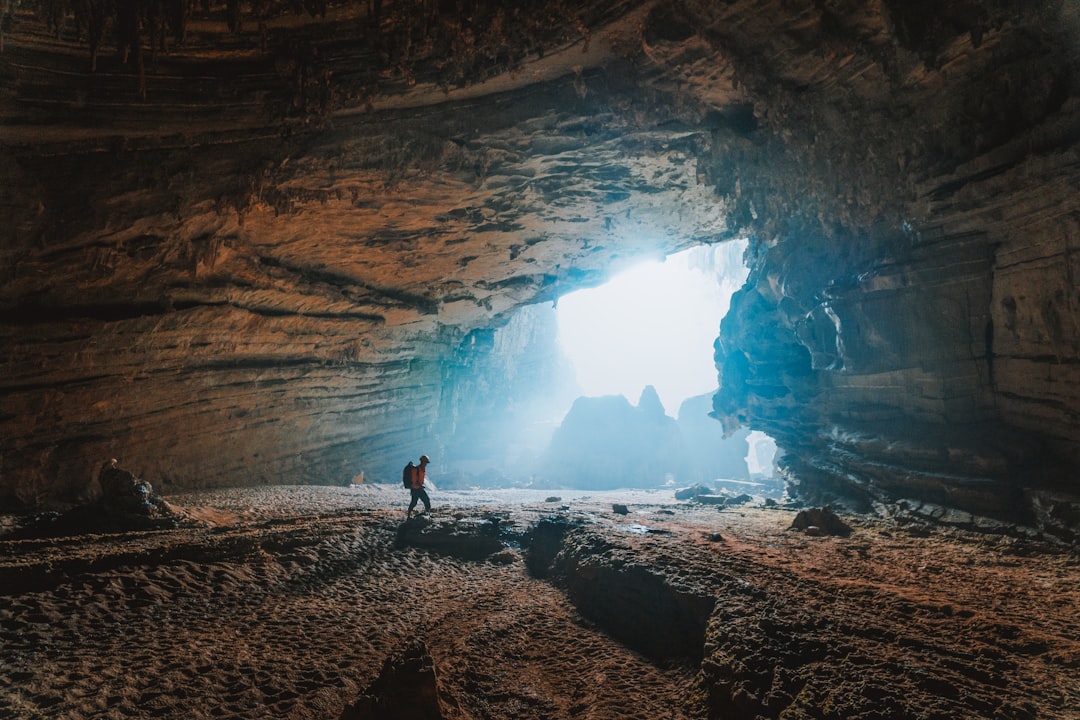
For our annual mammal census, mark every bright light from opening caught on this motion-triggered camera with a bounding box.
[556,241,749,415]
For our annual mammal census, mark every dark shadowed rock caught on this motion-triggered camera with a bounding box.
[525,515,581,579]
[99,461,162,517]
[789,507,853,537]
[340,639,446,720]
[10,461,187,538]
[396,513,506,561]
[550,527,719,662]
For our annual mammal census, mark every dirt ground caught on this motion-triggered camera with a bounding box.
[1,484,1077,719]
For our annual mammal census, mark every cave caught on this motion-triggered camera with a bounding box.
[2,1,1079,718]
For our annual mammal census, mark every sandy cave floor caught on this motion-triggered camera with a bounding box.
[0,484,1078,720]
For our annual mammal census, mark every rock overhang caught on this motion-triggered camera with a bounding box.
[2,0,1080,538]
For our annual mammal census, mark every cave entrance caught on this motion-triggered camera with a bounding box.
[553,241,779,484]
[556,243,748,416]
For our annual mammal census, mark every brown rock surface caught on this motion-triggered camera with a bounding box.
[1,0,1079,537]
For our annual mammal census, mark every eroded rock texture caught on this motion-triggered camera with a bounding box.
[2,0,718,506]
[701,0,1080,535]
[2,0,1079,533]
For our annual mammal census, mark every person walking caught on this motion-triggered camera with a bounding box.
[406,454,432,516]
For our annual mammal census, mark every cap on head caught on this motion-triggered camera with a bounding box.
[419,455,430,464]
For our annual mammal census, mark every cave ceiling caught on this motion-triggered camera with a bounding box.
[4,0,738,338]
[3,0,1080,531]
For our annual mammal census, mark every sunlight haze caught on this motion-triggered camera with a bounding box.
[556,242,749,416]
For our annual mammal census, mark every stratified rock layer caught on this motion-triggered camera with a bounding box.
[699,0,1080,534]
[2,1,720,505]
[2,1,1079,534]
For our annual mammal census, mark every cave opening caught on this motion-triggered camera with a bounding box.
[555,243,747,417]
[438,240,781,494]
[496,240,778,493]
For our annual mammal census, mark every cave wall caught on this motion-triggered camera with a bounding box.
[2,0,1079,533]
[696,0,1080,531]
[2,0,729,508]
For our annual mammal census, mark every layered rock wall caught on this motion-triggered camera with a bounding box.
[2,0,1079,535]
[697,0,1080,531]
[1,1,725,508]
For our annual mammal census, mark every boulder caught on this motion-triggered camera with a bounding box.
[340,639,446,720]
[96,460,182,527]
[675,484,714,500]
[789,507,852,537]
[10,460,186,538]
[396,512,506,561]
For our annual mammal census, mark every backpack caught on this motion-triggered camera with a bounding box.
[402,462,415,489]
